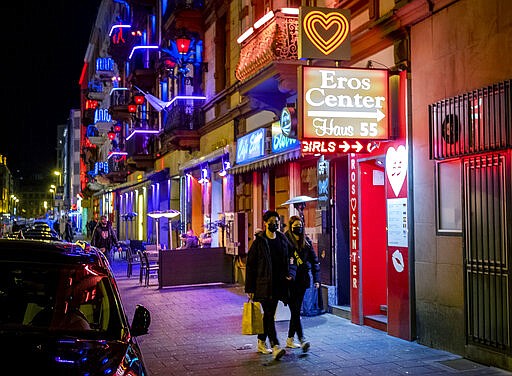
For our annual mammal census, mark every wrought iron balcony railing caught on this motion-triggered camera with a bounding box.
[163,97,205,132]
[235,10,299,82]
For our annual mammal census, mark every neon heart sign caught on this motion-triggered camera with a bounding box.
[303,10,350,56]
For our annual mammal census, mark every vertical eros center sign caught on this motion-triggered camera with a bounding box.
[299,67,389,153]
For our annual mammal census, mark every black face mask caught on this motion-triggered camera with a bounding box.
[267,223,278,233]
[292,227,303,235]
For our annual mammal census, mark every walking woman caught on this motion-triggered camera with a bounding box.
[284,215,320,352]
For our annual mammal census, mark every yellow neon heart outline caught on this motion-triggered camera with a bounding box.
[303,11,349,55]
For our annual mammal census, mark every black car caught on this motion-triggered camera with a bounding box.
[22,227,62,241]
[0,239,151,375]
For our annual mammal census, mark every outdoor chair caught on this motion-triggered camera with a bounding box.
[126,246,138,278]
[137,250,159,287]
[142,250,159,287]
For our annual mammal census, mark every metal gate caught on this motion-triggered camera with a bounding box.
[463,153,511,353]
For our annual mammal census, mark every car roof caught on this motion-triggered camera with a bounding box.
[0,239,105,266]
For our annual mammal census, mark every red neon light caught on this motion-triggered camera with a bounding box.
[86,100,98,110]
[134,94,145,105]
[176,38,191,54]
[128,104,137,113]
[301,139,381,154]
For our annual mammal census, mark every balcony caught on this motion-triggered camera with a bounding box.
[125,125,159,171]
[235,10,300,83]
[127,68,157,93]
[160,97,204,151]
[109,88,132,121]
[105,153,129,183]
[234,10,302,113]
[86,79,106,101]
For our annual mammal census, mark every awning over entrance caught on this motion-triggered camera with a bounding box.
[179,145,230,173]
[229,148,301,174]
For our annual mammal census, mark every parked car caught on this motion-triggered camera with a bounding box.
[22,227,62,241]
[0,238,151,375]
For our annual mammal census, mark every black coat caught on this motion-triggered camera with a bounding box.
[91,223,118,251]
[245,231,296,303]
[285,230,320,290]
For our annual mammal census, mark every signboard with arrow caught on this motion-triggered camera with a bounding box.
[299,66,390,150]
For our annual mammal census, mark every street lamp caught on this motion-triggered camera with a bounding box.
[54,170,62,186]
[147,209,180,249]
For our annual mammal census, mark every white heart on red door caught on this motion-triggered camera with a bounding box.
[386,145,408,197]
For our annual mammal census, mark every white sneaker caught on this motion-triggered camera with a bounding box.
[257,339,272,354]
[300,338,310,353]
[286,337,301,348]
[272,345,286,360]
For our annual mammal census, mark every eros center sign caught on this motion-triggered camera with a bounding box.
[299,66,389,141]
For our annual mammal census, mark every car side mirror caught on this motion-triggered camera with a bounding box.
[131,304,151,336]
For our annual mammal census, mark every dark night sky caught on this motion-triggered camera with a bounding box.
[1,1,102,183]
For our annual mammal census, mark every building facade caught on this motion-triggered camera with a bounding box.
[77,0,512,370]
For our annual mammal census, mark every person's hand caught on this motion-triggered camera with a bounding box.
[314,282,320,289]
[285,276,292,281]
[247,293,254,300]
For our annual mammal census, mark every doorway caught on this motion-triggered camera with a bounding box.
[359,158,388,330]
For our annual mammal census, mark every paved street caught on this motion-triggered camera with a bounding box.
[110,258,512,376]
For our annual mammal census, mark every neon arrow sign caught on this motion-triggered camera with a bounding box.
[301,139,382,154]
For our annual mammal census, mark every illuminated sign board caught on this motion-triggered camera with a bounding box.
[94,108,112,124]
[96,57,114,72]
[298,7,351,60]
[301,139,381,154]
[271,122,299,153]
[236,128,266,164]
[299,67,389,143]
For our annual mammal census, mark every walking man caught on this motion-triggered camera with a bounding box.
[245,210,296,360]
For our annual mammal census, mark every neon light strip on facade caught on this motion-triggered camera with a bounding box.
[109,24,131,37]
[109,87,129,95]
[281,8,299,15]
[107,151,128,160]
[128,45,160,60]
[165,95,207,108]
[125,129,160,141]
[237,28,254,44]
[254,11,274,29]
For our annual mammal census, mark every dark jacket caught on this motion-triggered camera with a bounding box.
[91,222,118,251]
[64,221,74,242]
[285,230,320,289]
[245,230,297,303]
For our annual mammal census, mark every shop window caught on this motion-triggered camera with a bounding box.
[435,160,462,234]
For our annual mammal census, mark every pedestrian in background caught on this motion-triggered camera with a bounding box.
[245,210,296,360]
[284,215,320,353]
[64,218,74,242]
[91,215,121,258]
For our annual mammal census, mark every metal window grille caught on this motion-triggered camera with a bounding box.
[429,80,512,160]
[463,153,511,352]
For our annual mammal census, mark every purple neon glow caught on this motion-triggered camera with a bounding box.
[109,24,131,37]
[126,129,160,141]
[107,151,128,160]
[128,45,159,60]
[165,95,207,108]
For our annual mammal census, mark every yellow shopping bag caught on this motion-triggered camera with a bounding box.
[241,300,264,335]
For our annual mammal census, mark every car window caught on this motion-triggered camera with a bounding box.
[0,261,125,340]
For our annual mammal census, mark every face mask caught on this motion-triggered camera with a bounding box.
[292,226,303,235]
[267,223,278,233]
